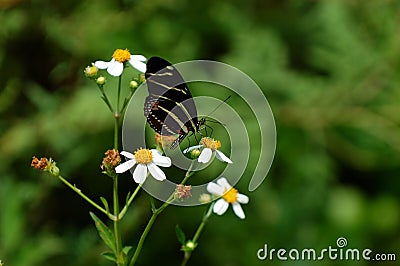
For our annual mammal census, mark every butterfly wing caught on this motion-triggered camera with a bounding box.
[144,57,199,137]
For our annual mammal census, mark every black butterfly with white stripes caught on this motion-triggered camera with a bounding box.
[144,56,205,149]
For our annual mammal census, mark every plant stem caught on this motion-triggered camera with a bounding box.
[128,162,195,266]
[56,174,114,219]
[98,85,114,113]
[180,203,214,266]
[117,75,122,113]
[114,116,119,150]
[113,175,123,265]
[128,210,159,266]
[118,184,142,219]
[113,74,123,265]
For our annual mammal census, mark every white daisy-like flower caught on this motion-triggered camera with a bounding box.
[207,177,249,219]
[94,48,146,76]
[184,137,232,164]
[115,148,171,184]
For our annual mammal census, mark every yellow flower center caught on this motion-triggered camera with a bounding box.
[134,148,153,164]
[112,48,131,63]
[222,187,238,203]
[200,137,221,150]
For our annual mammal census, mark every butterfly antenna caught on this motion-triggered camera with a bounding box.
[205,95,231,118]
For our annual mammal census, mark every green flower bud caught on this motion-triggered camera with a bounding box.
[96,76,107,85]
[190,149,201,159]
[129,80,139,90]
[84,64,98,78]
[183,240,196,251]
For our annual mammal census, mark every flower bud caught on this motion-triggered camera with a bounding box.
[183,240,196,251]
[129,80,139,90]
[96,76,107,85]
[199,193,211,204]
[84,64,98,78]
[190,149,201,159]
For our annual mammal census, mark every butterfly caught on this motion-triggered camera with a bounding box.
[144,56,205,149]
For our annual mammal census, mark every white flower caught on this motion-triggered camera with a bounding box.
[95,48,146,76]
[184,137,232,164]
[115,148,171,184]
[207,177,249,219]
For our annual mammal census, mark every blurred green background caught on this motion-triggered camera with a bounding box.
[1,0,399,265]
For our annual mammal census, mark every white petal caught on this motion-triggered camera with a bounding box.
[213,199,229,215]
[237,193,249,204]
[151,149,162,157]
[130,54,147,62]
[215,150,233,164]
[198,148,212,163]
[115,159,136,173]
[152,152,172,167]
[107,60,124,76]
[232,202,245,219]
[183,145,202,154]
[94,60,110,69]
[207,182,224,196]
[133,164,147,184]
[120,151,135,160]
[147,163,166,181]
[129,59,146,73]
[217,177,232,190]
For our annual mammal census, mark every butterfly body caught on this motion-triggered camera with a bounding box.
[144,57,204,149]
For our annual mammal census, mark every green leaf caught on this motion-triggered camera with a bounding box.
[90,212,116,254]
[100,197,110,214]
[122,246,133,255]
[125,191,131,205]
[102,252,117,262]
[175,225,186,245]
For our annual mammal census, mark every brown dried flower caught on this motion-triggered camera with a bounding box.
[176,184,192,200]
[101,149,121,170]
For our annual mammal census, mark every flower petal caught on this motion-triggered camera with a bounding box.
[147,163,166,181]
[183,145,202,154]
[129,58,146,73]
[217,177,232,190]
[94,60,110,69]
[207,182,224,196]
[213,199,229,215]
[152,151,172,167]
[232,202,245,219]
[215,150,233,164]
[130,54,147,62]
[133,164,147,184]
[198,148,212,163]
[151,149,162,156]
[115,159,136,173]
[107,60,124,76]
[237,193,249,204]
[120,151,135,160]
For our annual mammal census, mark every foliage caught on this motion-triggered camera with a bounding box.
[1,0,399,265]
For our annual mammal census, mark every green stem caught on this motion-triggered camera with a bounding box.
[117,75,122,113]
[113,175,122,265]
[118,184,142,219]
[128,210,159,266]
[114,116,119,150]
[192,204,213,243]
[57,174,114,220]
[113,74,123,265]
[98,85,114,113]
[128,162,194,266]
[181,203,214,266]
